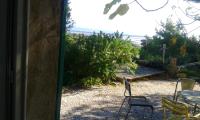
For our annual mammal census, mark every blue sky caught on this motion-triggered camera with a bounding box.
[70,0,200,37]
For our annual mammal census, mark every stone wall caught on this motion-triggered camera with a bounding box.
[27,0,61,120]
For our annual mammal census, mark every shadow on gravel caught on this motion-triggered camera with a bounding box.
[61,94,172,120]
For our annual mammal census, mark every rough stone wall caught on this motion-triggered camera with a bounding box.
[27,0,61,120]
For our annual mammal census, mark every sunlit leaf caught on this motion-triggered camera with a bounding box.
[112,0,122,4]
[109,12,118,19]
[117,4,129,15]
[170,36,177,46]
[104,3,112,14]
[186,6,193,10]
[103,0,121,14]
[180,44,187,57]
[109,4,129,19]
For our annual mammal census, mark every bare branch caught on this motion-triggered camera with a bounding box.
[188,25,200,33]
[134,0,169,12]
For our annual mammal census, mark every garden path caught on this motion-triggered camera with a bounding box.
[61,80,200,120]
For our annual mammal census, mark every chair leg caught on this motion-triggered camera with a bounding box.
[117,98,127,119]
[193,104,197,115]
[173,80,179,101]
[150,106,154,120]
[175,94,180,102]
[144,105,154,119]
[125,106,131,120]
[163,108,166,120]
[151,109,154,120]
[146,105,154,119]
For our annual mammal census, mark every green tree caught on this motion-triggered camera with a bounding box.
[66,0,73,30]
[140,19,199,66]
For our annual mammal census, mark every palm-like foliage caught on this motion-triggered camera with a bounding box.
[64,32,139,87]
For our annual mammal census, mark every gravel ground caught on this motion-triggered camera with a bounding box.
[60,80,200,120]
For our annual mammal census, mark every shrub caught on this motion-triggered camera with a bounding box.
[186,36,200,62]
[180,65,200,79]
[80,77,102,88]
[166,58,178,78]
[140,19,200,68]
[64,32,139,87]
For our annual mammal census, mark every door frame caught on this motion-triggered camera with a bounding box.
[0,0,29,119]
[55,0,67,119]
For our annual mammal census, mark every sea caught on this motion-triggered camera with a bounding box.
[68,27,148,46]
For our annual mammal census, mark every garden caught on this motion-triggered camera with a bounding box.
[61,20,200,119]
[60,0,200,119]
[63,19,200,88]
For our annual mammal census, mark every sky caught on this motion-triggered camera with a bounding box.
[70,0,200,37]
